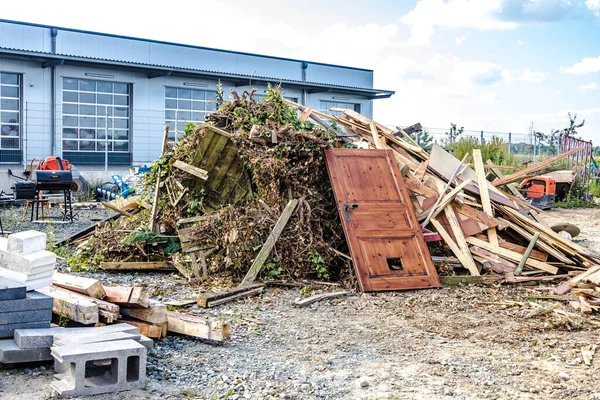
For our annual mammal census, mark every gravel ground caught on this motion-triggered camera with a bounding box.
[1,207,600,399]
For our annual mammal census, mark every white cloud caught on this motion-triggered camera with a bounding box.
[517,39,525,46]
[400,0,515,46]
[480,91,499,102]
[517,68,546,83]
[560,56,600,74]
[580,82,599,90]
[587,0,600,16]
[455,35,468,46]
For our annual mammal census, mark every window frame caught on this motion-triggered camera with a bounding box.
[0,72,22,152]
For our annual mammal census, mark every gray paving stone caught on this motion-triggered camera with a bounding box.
[0,339,52,363]
[0,309,51,325]
[55,332,141,346]
[0,291,52,313]
[14,327,66,349]
[0,277,26,300]
[53,324,141,346]
[0,321,51,339]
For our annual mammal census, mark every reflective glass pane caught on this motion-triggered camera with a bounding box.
[97,118,106,128]
[114,130,129,140]
[178,100,191,110]
[97,94,112,104]
[1,86,19,98]
[176,121,186,131]
[1,137,19,148]
[192,101,204,111]
[113,107,128,118]
[1,112,18,124]
[63,78,77,90]
[166,121,175,131]
[63,140,78,150]
[177,89,191,99]
[165,110,176,119]
[1,125,18,136]
[1,99,18,111]
[63,104,78,114]
[63,116,78,127]
[113,83,128,94]
[80,129,96,139]
[206,102,217,111]
[80,117,96,127]
[97,129,107,139]
[165,99,177,109]
[113,95,128,106]
[165,87,177,98]
[113,118,128,129]
[79,140,96,151]
[177,111,191,121]
[192,112,204,121]
[97,141,110,151]
[79,92,96,103]
[191,90,205,100]
[205,91,217,101]
[80,105,96,116]
[63,128,78,138]
[113,141,129,152]
[63,91,78,102]
[97,81,112,93]
[79,80,96,92]
[1,73,18,85]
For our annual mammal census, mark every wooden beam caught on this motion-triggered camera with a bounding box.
[431,218,479,276]
[240,199,299,286]
[440,275,503,285]
[293,291,352,307]
[492,146,584,187]
[172,160,209,180]
[197,284,264,308]
[52,272,106,299]
[121,300,167,324]
[473,149,499,247]
[429,179,472,219]
[101,201,133,217]
[37,286,99,325]
[554,265,600,294]
[442,205,480,275]
[117,319,164,339]
[166,312,231,342]
[99,261,175,271]
[298,107,313,122]
[486,160,525,200]
[103,286,149,308]
[465,236,558,274]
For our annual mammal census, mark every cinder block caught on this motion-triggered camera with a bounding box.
[7,231,47,255]
[51,339,147,397]
[0,277,26,300]
[0,321,51,339]
[0,250,56,274]
[55,332,141,346]
[138,335,154,350]
[0,309,52,325]
[0,339,52,363]
[53,324,141,346]
[0,291,53,313]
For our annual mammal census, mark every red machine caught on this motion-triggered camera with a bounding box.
[37,156,72,171]
[518,176,556,209]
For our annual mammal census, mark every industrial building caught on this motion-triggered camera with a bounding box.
[0,18,394,174]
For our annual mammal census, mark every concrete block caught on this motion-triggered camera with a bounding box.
[0,249,56,274]
[0,237,7,251]
[0,291,53,313]
[138,335,154,350]
[55,332,141,346]
[0,309,52,325]
[15,327,67,349]
[23,276,54,291]
[0,277,26,300]
[7,231,47,255]
[0,321,51,339]
[53,324,141,346]
[0,269,54,291]
[0,339,52,363]
[51,339,147,397]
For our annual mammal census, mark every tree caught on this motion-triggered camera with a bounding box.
[409,129,434,150]
[445,123,464,145]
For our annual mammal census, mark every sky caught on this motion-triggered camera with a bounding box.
[2,0,600,142]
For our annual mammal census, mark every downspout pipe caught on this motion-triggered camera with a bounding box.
[301,61,308,106]
[50,28,58,155]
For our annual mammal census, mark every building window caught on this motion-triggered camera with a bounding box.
[0,73,20,150]
[319,101,361,117]
[165,87,216,141]
[62,78,131,153]
[253,94,298,104]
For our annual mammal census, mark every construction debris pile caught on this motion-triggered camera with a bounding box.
[79,87,351,282]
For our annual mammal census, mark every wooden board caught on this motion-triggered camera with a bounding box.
[37,286,99,325]
[198,284,264,308]
[52,272,106,299]
[473,149,499,247]
[325,148,441,291]
[120,300,167,324]
[99,261,175,271]
[166,312,231,342]
[117,319,164,339]
[104,286,149,308]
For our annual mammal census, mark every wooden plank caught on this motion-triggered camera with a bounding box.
[194,129,216,163]
[429,179,472,220]
[369,122,385,149]
[492,146,584,186]
[209,146,239,190]
[201,134,230,172]
[52,272,106,299]
[197,284,264,308]
[473,149,499,247]
[465,236,559,274]
[166,312,231,342]
[486,160,525,200]
[101,201,133,217]
[442,205,480,275]
[240,199,299,286]
[104,286,149,308]
[149,166,162,232]
[499,241,548,261]
[298,107,313,122]
[293,291,351,307]
[117,319,163,339]
[554,265,600,294]
[172,160,209,180]
[121,300,167,324]
[431,219,478,275]
[37,286,99,325]
[440,275,503,286]
[99,261,175,271]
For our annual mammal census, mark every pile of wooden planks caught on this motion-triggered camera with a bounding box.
[285,100,598,286]
[38,272,230,342]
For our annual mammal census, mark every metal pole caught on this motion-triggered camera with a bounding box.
[105,105,108,172]
[515,232,539,276]
[480,130,484,145]
[23,101,27,167]
[508,132,512,155]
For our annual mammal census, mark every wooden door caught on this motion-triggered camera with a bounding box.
[325,148,441,291]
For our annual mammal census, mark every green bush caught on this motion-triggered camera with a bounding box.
[450,136,516,166]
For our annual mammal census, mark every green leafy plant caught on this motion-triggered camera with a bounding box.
[264,257,283,279]
[310,250,329,280]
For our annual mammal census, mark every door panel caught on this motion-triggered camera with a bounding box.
[326,148,441,291]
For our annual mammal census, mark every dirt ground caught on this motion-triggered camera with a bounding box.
[1,208,600,400]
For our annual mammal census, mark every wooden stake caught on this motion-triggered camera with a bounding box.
[473,149,499,247]
[515,232,540,276]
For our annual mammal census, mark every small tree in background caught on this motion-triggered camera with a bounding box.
[409,129,434,150]
[445,123,464,145]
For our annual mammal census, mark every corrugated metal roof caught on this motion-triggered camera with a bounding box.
[0,46,394,96]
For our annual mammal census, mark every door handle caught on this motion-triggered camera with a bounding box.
[343,203,358,222]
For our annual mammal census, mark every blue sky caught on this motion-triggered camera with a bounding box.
[3,0,600,141]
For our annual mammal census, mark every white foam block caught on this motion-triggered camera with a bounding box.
[7,231,47,255]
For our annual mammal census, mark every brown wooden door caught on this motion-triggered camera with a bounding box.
[325,148,441,291]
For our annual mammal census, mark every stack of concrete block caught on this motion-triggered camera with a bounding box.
[0,278,52,339]
[0,231,56,291]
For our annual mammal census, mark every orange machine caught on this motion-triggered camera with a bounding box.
[518,176,556,209]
